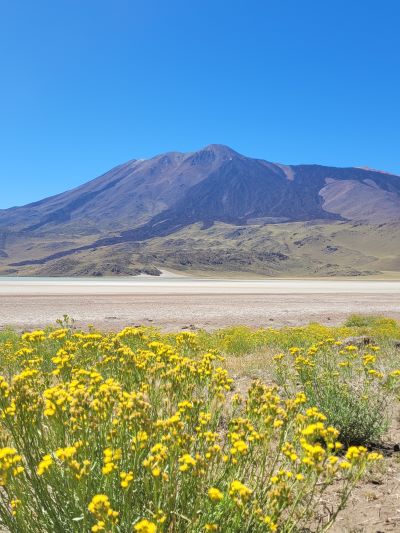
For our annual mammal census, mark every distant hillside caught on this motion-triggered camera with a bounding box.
[0,144,399,277]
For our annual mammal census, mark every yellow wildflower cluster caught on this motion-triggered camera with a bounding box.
[134,519,157,533]
[0,326,384,532]
[88,494,119,532]
[0,448,24,486]
[274,335,400,445]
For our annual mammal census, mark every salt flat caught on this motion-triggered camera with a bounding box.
[0,277,399,331]
[1,277,400,295]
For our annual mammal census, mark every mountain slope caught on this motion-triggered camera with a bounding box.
[0,145,243,234]
[0,144,399,276]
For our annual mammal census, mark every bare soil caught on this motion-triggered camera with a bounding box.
[0,292,399,332]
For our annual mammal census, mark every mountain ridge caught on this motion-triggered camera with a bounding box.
[2,144,400,229]
[0,144,399,277]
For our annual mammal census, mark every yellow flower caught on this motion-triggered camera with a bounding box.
[92,520,105,532]
[37,454,53,476]
[22,330,46,342]
[132,431,149,450]
[154,510,166,524]
[230,440,248,455]
[55,446,77,461]
[178,453,197,472]
[367,452,383,461]
[346,345,358,352]
[229,480,252,501]
[345,446,367,462]
[88,494,118,530]
[120,470,134,488]
[88,494,111,515]
[208,487,223,502]
[367,368,384,378]
[0,376,10,398]
[11,499,21,516]
[362,354,376,366]
[102,448,121,475]
[263,515,278,531]
[134,519,157,533]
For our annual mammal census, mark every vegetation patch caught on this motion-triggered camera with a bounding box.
[0,317,398,531]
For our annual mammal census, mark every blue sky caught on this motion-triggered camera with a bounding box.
[1,0,399,208]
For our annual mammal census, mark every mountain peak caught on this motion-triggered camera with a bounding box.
[199,144,241,157]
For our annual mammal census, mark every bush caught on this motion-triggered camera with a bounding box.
[344,314,400,339]
[344,314,383,328]
[0,327,382,532]
[274,339,396,446]
[301,375,388,446]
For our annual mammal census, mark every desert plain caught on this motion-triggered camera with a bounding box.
[1,275,399,331]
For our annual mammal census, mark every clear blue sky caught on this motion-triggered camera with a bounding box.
[1,0,399,208]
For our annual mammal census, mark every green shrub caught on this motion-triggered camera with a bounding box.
[274,340,394,446]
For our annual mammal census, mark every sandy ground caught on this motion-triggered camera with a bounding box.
[0,278,399,330]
